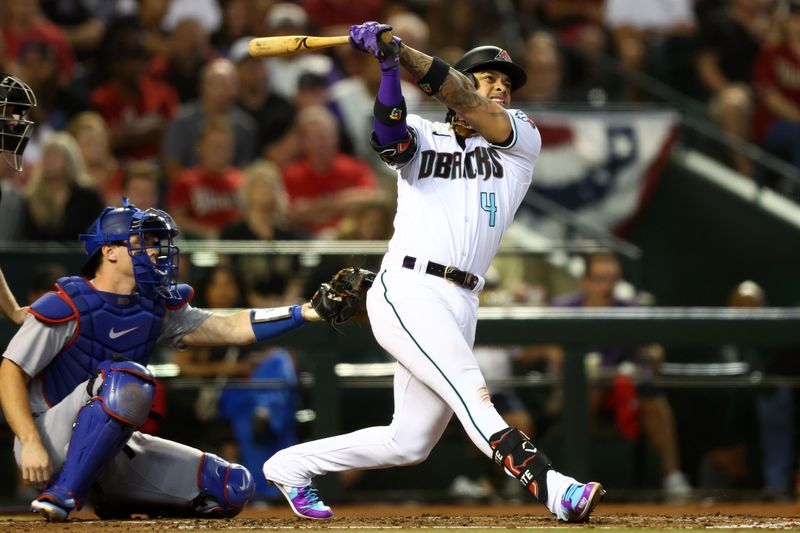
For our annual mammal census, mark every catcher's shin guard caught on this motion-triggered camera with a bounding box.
[489,427,553,503]
[34,360,155,516]
[195,453,255,517]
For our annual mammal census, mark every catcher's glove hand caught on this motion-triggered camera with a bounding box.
[311,267,376,326]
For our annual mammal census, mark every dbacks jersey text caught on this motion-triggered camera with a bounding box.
[386,108,540,277]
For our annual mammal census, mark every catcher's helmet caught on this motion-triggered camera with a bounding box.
[454,46,527,91]
[80,198,181,299]
[0,74,36,171]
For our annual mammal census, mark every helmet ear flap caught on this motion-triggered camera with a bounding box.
[465,71,478,88]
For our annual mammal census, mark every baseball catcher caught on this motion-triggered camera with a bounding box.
[0,198,341,522]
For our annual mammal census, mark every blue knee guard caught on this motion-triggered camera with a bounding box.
[40,360,155,511]
[196,453,255,517]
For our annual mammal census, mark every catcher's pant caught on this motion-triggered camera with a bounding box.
[15,378,205,508]
[264,266,578,517]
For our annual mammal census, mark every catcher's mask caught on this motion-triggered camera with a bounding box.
[0,73,36,171]
[446,46,527,126]
[79,198,181,299]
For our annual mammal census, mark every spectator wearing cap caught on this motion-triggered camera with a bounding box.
[149,17,220,103]
[263,3,340,99]
[90,26,179,161]
[161,0,222,36]
[2,0,75,85]
[229,37,297,165]
[162,58,258,182]
[753,0,800,170]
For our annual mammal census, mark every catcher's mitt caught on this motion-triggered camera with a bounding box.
[311,267,376,326]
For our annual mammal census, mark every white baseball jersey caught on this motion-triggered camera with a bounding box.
[384,108,541,277]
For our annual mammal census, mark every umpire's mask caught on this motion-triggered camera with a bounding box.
[0,74,36,172]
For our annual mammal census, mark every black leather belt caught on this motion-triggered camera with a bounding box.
[402,256,479,290]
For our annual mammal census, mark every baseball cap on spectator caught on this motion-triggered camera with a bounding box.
[229,37,255,64]
[268,2,308,30]
[298,71,327,90]
[162,0,222,33]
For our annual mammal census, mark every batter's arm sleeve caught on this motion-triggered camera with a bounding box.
[398,45,511,143]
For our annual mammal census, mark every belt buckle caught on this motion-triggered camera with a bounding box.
[443,265,456,282]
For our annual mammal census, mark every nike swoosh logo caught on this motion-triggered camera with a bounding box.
[432,132,450,137]
[109,326,141,340]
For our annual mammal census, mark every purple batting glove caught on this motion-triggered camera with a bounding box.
[349,21,402,69]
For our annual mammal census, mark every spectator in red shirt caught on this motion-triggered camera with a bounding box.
[299,0,383,35]
[753,1,800,168]
[282,106,380,237]
[167,115,244,239]
[90,27,179,161]
[2,0,75,84]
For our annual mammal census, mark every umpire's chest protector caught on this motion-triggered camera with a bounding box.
[31,276,168,407]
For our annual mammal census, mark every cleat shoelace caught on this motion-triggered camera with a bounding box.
[300,486,322,508]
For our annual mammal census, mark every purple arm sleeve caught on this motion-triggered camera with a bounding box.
[374,67,408,145]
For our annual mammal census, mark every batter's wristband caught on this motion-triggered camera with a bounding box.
[416,57,450,96]
[374,98,407,126]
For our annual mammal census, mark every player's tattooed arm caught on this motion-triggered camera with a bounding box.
[399,45,512,143]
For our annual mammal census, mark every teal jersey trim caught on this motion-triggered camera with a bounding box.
[379,270,489,443]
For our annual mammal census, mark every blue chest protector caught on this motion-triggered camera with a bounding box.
[30,276,193,407]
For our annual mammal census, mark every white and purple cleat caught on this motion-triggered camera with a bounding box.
[273,482,333,520]
[560,481,605,523]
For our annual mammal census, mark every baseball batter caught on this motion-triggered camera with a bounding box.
[263,22,604,522]
[0,196,327,521]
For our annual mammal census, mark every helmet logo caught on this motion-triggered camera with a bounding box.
[494,49,512,62]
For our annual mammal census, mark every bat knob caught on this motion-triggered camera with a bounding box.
[379,30,395,44]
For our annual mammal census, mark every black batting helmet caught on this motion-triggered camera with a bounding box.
[454,46,527,91]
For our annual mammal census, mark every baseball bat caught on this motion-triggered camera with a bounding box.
[248,31,395,58]
[248,35,350,58]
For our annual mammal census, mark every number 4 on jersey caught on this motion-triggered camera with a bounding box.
[480,192,497,227]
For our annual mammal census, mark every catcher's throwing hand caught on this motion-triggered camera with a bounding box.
[311,267,376,326]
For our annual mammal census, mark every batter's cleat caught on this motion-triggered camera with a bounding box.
[272,482,333,519]
[560,481,605,523]
[31,488,76,522]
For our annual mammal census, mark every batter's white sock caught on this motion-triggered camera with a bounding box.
[545,470,578,521]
